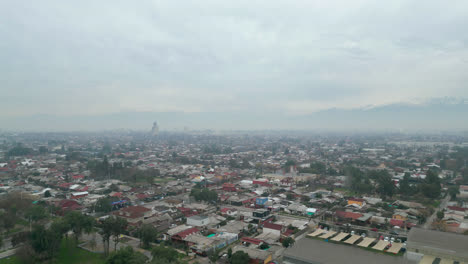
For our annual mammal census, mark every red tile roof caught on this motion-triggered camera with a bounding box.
[389,219,405,227]
[335,211,363,220]
[263,222,283,231]
[136,193,149,200]
[448,206,467,212]
[241,237,263,245]
[174,227,199,239]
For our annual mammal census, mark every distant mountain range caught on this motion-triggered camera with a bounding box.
[1,98,467,132]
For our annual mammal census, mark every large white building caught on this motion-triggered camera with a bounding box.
[151,121,159,136]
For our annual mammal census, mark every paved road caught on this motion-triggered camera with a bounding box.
[423,195,450,229]
[0,238,12,252]
[0,249,16,260]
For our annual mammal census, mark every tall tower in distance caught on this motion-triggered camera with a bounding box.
[151,121,159,136]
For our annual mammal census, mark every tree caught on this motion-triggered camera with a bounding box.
[25,205,47,223]
[231,251,250,264]
[284,160,296,171]
[64,211,94,243]
[282,237,295,248]
[44,190,52,198]
[208,251,219,263]
[100,217,114,256]
[112,217,128,251]
[138,224,158,249]
[95,197,113,213]
[12,231,30,247]
[448,186,460,200]
[50,218,70,241]
[421,170,441,199]
[399,173,412,196]
[437,211,445,220]
[227,247,232,259]
[106,246,148,264]
[373,170,395,198]
[29,224,62,261]
[151,246,179,263]
[39,146,48,154]
[190,187,218,203]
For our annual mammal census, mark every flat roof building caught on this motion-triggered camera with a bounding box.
[283,237,408,264]
[406,227,468,263]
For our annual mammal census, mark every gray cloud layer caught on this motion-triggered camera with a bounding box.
[1,0,468,120]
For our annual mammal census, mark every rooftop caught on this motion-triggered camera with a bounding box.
[407,227,468,261]
[283,237,407,264]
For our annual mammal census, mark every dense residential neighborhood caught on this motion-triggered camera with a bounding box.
[0,131,467,263]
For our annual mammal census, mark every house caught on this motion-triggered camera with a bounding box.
[458,185,468,198]
[220,208,238,217]
[113,206,152,225]
[392,211,408,221]
[241,237,263,246]
[171,227,200,242]
[232,245,274,264]
[263,222,283,236]
[187,215,210,227]
[335,211,363,221]
[347,198,365,207]
[222,183,237,192]
[55,199,82,215]
[70,191,88,199]
[389,219,405,228]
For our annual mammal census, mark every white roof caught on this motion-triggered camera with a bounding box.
[72,191,88,196]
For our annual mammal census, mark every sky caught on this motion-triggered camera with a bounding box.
[1,0,468,130]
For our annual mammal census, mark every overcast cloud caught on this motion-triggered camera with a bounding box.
[1,0,468,119]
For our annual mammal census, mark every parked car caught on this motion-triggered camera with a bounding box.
[390,237,395,243]
[351,231,355,235]
[384,237,389,242]
[361,233,366,238]
[370,228,378,232]
[390,230,399,235]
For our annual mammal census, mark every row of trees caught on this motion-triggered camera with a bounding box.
[99,216,129,256]
[346,167,442,199]
[190,187,218,203]
[16,210,96,263]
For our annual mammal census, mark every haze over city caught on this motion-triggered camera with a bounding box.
[1,1,468,131]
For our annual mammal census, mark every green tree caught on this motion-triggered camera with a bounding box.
[112,217,128,251]
[151,246,179,263]
[95,197,113,213]
[100,217,114,256]
[29,225,61,261]
[106,246,148,264]
[231,251,250,264]
[208,251,219,263]
[50,218,70,241]
[448,186,460,200]
[399,173,412,195]
[25,205,47,223]
[420,170,441,199]
[437,211,445,220]
[373,170,395,198]
[137,224,158,248]
[64,211,94,243]
[39,146,48,154]
[44,190,52,198]
[282,237,295,248]
[227,247,232,259]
